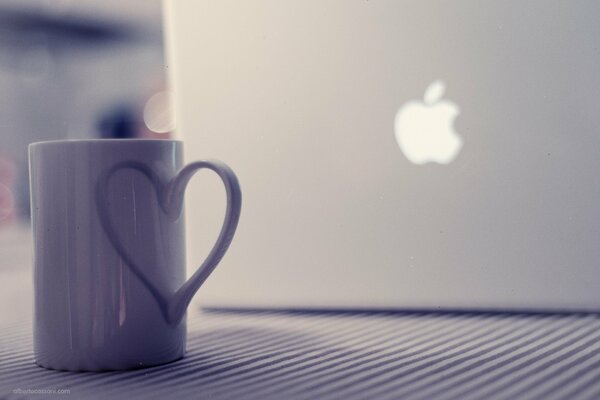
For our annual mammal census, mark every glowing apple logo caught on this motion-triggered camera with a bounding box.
[394,80,463,165]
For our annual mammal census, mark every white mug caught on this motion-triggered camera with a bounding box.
[29,139,241,371]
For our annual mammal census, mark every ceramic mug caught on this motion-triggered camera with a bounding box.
[29,139,241,371]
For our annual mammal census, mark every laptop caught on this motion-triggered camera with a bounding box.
[163,0,600,311]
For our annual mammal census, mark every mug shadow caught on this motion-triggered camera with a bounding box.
[103,326,322,398]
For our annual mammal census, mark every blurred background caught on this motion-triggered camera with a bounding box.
[0,0,171,227]
[0,0,170,319]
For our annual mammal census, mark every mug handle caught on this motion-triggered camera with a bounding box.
[166,160,242,324]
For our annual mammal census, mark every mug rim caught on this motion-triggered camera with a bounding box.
[29,138,182,148]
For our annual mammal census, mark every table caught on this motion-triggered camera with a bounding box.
[1,226,600,399]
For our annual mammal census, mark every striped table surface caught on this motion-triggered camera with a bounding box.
[1,309,600,400]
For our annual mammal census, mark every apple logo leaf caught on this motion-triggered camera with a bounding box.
[424,80,445,105]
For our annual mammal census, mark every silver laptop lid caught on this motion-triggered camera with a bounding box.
[164,0,600,310]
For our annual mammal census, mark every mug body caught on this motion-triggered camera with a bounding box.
[29,139,187,371]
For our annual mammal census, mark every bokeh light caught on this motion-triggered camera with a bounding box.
[0,183,15,222]
[143,90,175,134]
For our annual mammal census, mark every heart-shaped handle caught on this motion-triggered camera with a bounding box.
[96,159,241,325]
